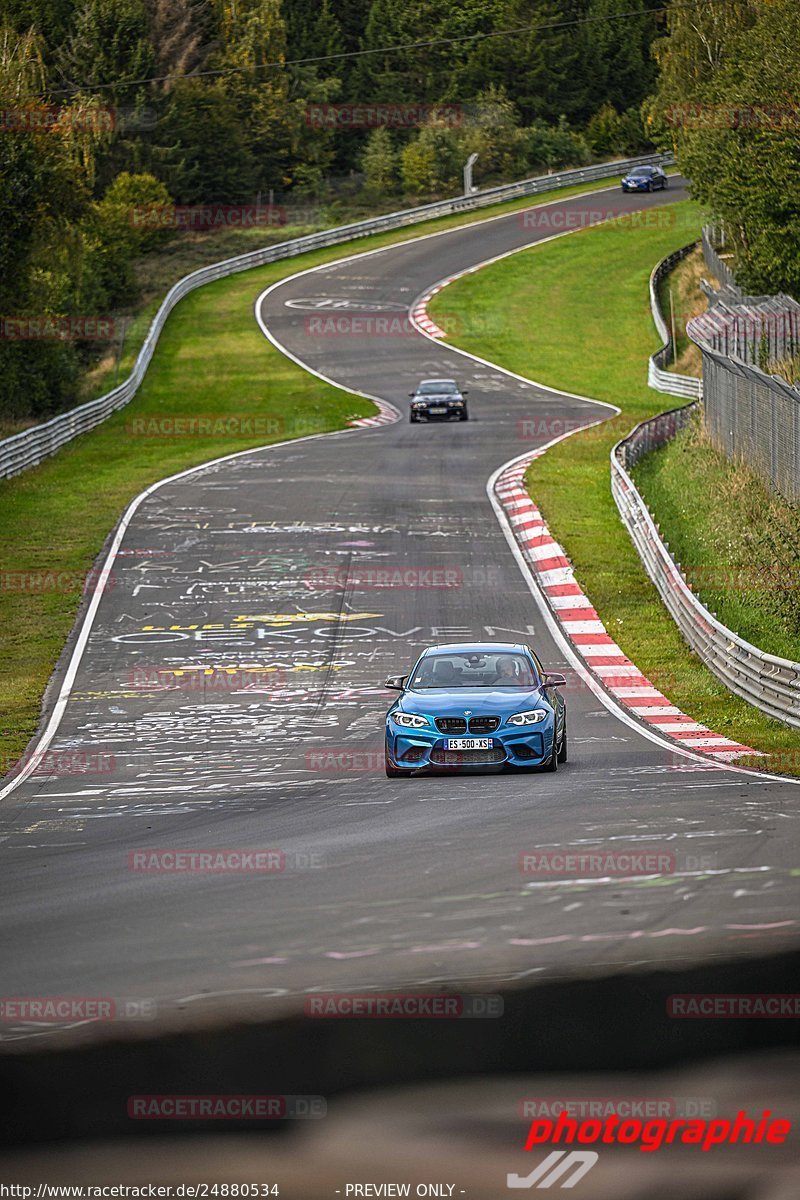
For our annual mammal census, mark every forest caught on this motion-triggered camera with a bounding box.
[1,0,797,423]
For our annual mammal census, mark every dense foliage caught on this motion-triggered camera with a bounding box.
[13,0,785,425]
[647,0,800,297]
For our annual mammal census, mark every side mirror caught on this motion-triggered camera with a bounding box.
[543,672,567,687]
[384,675,407,691]
[461,389,469,395]
[408,393,415,398]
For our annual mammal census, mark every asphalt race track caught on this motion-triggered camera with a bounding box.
[2,178,799,1048]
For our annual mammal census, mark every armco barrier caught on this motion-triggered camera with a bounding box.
[0,154,673,480]
[611,407,800,729]
[647,243,702,400]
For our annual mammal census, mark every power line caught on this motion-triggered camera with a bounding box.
[45,0,736,98]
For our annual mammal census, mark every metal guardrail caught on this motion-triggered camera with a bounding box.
[647,243,703,400]
[611,405,800,729]
[0,154,673,481]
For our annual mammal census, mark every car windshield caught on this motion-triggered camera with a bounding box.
[417,381,458,394]
[410,652,538,688]
[630,168,653,177]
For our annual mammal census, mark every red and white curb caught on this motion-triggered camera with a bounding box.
[495,451,760,762]
[348,398,399,428]
[412,286,448,339]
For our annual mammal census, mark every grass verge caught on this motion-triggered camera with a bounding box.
[428,199,800,772]
[0,169,653,772]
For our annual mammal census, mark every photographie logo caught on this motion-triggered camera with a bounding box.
[508,1150,598,1189]
[304,993,504,1018]
[304,103,464,129]
[129,204,286,231]
[519,1108,791,1154]
[0,316,116,340]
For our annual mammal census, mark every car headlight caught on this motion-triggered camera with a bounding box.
[507,709,548,726]
[392,711,431,729]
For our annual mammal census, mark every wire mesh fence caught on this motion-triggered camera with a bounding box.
[690,226,800,502]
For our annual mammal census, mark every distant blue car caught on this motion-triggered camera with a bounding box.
[621,165,668,193]
[384,642,567,776]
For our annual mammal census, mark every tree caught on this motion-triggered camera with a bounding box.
[361,126,397,198]
[158,79,258,201]
[144,0,217,91]
[646,0,800,295]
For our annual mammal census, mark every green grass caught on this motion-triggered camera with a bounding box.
[0,171,647,771]
[634,413,800,662]
[429,199,800,772]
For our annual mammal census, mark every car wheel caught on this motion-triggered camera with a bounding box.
[541,744,558,773]
[557,719,568,764]
[460,410,469,421]
[409,413,418,423]
[646,181,653,192]
[662,177,669,189]
[385,751,406,778]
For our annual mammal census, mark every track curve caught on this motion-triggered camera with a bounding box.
[2,180,798,1047]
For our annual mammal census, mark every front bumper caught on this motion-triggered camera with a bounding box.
[385,722,555,771]
[411,401,466,420]
[621,181,651,191]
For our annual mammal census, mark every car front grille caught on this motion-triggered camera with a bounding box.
[430,748,506,765]
[468,716,500,733]
[435,717,467,734]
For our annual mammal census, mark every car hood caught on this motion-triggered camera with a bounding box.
[396,687,545,717]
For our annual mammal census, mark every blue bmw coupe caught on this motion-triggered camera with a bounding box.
[384,642,567,777]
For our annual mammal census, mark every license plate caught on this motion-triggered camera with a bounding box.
[428,406,447,414]
[446,738,491,750]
